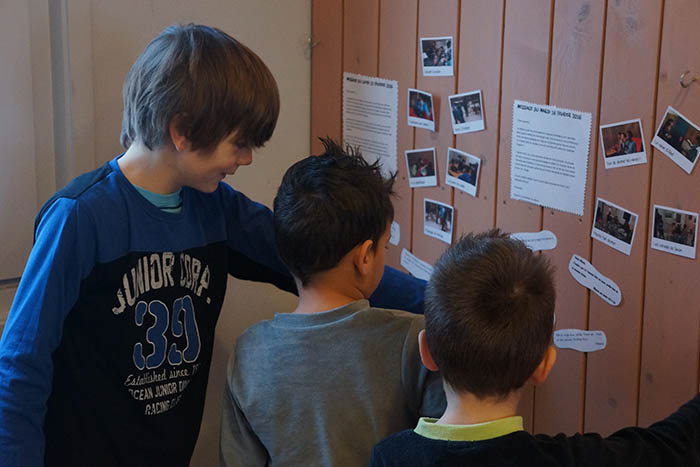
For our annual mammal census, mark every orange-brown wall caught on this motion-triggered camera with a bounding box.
[311,0,700,436]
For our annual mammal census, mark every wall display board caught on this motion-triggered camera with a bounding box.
[311,0,700,437]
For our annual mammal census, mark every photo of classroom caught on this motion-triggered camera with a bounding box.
[408,90,434,121]
[449,92,482,125]
[406,150,436,178]
[421,37,452,68]
[593,199,636,244]
[424,200,452,234]
[601,121,644,157]
[656,110,700,163]
[653,207,697,247]
[447,149,479,186]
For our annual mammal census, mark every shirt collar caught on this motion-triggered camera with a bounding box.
[414,416,524,442]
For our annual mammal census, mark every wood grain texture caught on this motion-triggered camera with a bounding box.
[379,0,418,270]
[311,0,343,154]
[639,0,700,427]
[536,0,606,436]
[453,0,504,235]
[496,0,554,431]
[585,0,663,435]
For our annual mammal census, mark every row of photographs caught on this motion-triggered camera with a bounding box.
[410,86,697,176]
[406,147,481,196]
[408,88,485,135]
[422,197,698,260]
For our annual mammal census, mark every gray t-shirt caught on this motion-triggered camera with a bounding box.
[220,299,446,466]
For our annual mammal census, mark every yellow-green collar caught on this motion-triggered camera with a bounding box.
[414,416,524,442]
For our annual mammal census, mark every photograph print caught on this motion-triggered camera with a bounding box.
[423,198,454,245]
[449,90,485,134]
[445,148,481,197]
[652,106,700,174]
[591,198,638,255]
[420,36,453,76]
[651,204,698,259]
[405,148,437,188]
[599,118,646,169]
[407,88,435,131]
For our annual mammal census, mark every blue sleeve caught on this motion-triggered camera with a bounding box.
[370,266,426,315]
[0,198,95,466]
[221,184,426,313]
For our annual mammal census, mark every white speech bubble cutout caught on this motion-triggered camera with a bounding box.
[554,329,607,352]
[390,221,400,246]
[511,230,558,251]
[400,249,433,281]
[568,254,621,306]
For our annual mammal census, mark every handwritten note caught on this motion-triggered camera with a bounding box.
[400,249,433,281]
[568,255,621,306]
[554,329,607,353]
[511,230,558,251]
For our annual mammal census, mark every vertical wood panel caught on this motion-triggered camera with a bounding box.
[453,1,504,234]
[379,0,418,270]
[536,0,606,436]
[496,0,554,431]
[495,1,552,234]
[585,0,663,435]
[639,0,700,426]
[411,0,459,265]
[343,0,379,75]
[311,0,343,154]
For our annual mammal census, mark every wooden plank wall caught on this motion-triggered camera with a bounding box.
[311,0,700,436]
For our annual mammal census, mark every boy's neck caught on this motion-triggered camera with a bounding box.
[118,142,182,194]
[293,268,369,315]
[437,384,522,426]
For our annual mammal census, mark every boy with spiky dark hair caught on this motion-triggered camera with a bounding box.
[371,230,700,467]
[0,24,425,466]
[220,139,445,466]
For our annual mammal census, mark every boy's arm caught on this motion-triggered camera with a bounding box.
[220,351,269,467]
[0,198,93,465]
[370,266,426,315]
[222,185,427,313]
[400,317,446,420]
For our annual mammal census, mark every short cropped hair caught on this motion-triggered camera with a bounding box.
[425,230,556,399]
[120,23,279,152]
[273,138,395,286]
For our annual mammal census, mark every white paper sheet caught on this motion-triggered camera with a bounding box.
[400,249,433,281]
[342,72,398,177]
[554,329,607,352]
[510,230,558,251]
[511,100,592,215]
[390,221,400,246]
[568,254,621,306]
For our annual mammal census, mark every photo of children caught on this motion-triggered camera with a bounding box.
[423,199,454,244]
[652,106,700,174]
[407,89,435,131]
[405,148,437,188]
[420,36,453,76]
[599,119,646,169]
[591,198,638,255]
[445,148,480,197]
[448,90,485,134]
[651,205,698,259]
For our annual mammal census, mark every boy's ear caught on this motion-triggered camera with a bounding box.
[418,329,439,372]
[169,118,189,152]
[530,345,557,386]
[353,239,375,277]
